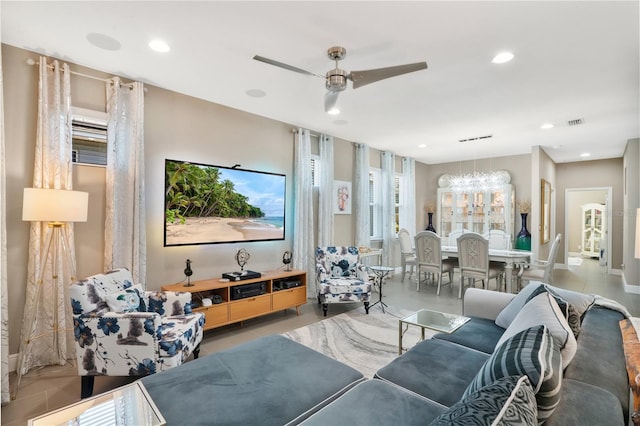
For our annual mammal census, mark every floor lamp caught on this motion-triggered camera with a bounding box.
[13,188,88,399]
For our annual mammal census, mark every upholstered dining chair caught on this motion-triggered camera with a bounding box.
[414,231,457,295]
[456,233,504,298]
[315,246,372,316]
[70,268,205,398]
[517,233,562,289]
[398,228,417,282]
[482,229,511,250]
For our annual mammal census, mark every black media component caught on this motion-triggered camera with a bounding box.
[230,281,267,300]
[273,280,301,291]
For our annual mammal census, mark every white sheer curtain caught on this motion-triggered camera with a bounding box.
[105,77,146,285]
[18,58,76,376]
[293,129,315,298]
[317,134,334,247]
[354,143,370,248]
[0,47,9,404]
[381,151,396,266]
[400,157,416,236]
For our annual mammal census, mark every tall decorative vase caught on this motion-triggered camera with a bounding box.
[515,213,531,250]
[426,212,436,233]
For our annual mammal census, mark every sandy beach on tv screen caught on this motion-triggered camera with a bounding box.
[166,217,283,245]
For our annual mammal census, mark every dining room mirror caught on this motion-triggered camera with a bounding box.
[540,179,551,243]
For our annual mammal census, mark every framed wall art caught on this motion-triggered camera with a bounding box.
[334,180,352,214]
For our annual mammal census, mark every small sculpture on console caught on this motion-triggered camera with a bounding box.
[235,248,250,275]
[184,259,194,287]
[282,251,292,271]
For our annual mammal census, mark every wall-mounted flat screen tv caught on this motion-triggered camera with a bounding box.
[164,159,286,246]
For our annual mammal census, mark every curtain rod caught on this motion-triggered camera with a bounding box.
[25,58,135,88]
[291,129,320,138]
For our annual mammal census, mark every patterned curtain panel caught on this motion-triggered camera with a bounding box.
[293,129,315,298]
[354,143,370,248]
[18,57,76,376]
[104,77,146,285]
[0,46,9,404]
[381,151,396,266]
[401,157,416,236]
[318,134,334,247]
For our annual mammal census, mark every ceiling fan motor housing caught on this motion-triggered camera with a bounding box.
[326,68,348,92]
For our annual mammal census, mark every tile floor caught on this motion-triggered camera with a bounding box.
[2,258,638,425]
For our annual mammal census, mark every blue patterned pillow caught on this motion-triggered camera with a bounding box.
[464,325,562,423]
[430,375,537,425]
[105,288,140,313]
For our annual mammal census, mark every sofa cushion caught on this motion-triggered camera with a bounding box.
[526,285,581,337]
[563,306,629,420]
[429,375,537,426]
[433,317,505,354]
[375,338,489,407]
[464,325,563,423]
[495,281,544,328]
[300,380,447,425]
[544,379,624,426]
[496,292,577,368]
[141,334,365,426]
[543,283,595,318]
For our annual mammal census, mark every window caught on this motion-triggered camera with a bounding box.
[369,169,381,239]
[310,155,320,187]
[71,107,107,166]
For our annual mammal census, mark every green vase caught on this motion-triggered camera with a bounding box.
[515,213,531,250]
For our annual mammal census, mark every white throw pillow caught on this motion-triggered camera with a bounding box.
[105,288,141,313]
[496,292,577,369]
[495,282,544,329]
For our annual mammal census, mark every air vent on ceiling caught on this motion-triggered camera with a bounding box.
[458,134,493,143]
[567,118,584,126]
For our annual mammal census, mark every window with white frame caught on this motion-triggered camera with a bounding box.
[369,169,381,239]
[310,155,320,187]
[71,107,107,166]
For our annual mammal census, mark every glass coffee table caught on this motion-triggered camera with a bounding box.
[28,381,165,425]
[398,308,470,355]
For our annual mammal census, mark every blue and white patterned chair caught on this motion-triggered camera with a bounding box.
[70,268,205,398]
[315,246,371,316]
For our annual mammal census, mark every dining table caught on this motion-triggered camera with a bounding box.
[440,245,532,293]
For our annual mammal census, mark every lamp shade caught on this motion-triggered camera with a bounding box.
[636,208,640,259]
[22,188,89,223]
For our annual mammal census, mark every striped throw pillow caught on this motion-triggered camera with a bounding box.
[463,325,562,423]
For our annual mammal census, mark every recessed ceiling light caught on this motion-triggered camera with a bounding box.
[246,89,266,98]
[418,144,427,148]
[327,107,340,116]
[86,33,121,51]
[492,52,514,64]
[541,123,554,130]
[580,152,591,158]
[149,39,170,53]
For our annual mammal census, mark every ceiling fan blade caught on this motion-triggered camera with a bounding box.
[253,55,322,78]
[349,62,428,89]
[324,91,340,113]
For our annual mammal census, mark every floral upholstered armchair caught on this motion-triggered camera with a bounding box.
[315,246,371,316]
[69,268,205,398]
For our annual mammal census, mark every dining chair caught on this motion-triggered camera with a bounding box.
[414,231,457,295]
[482,229,511,250]
[448,229,466,246]
[456,232,504,298]
[398,228,417,282]
[517,233,562,289]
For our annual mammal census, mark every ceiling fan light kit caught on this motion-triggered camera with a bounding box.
[254,46,428,113]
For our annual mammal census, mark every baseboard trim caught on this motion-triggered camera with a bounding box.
[9,353,17,373]
[622,273,640,294]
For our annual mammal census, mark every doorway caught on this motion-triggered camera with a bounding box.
[564,187,612,274]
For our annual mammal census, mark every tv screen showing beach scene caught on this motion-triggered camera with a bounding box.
[164,159,286,246]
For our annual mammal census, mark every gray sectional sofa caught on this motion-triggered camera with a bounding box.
[140,283,630,425]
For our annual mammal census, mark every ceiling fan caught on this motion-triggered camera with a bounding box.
[253,46,428,113]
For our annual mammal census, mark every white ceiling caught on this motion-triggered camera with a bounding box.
[2,1,639,165]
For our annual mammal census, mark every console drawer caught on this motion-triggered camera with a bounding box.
[229,295,270,321]
[196,304,229,329]
[272,286,306,311]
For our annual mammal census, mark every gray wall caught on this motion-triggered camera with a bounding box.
[623,139,639,289]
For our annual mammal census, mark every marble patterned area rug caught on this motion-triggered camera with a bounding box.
[282,306,433,378]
